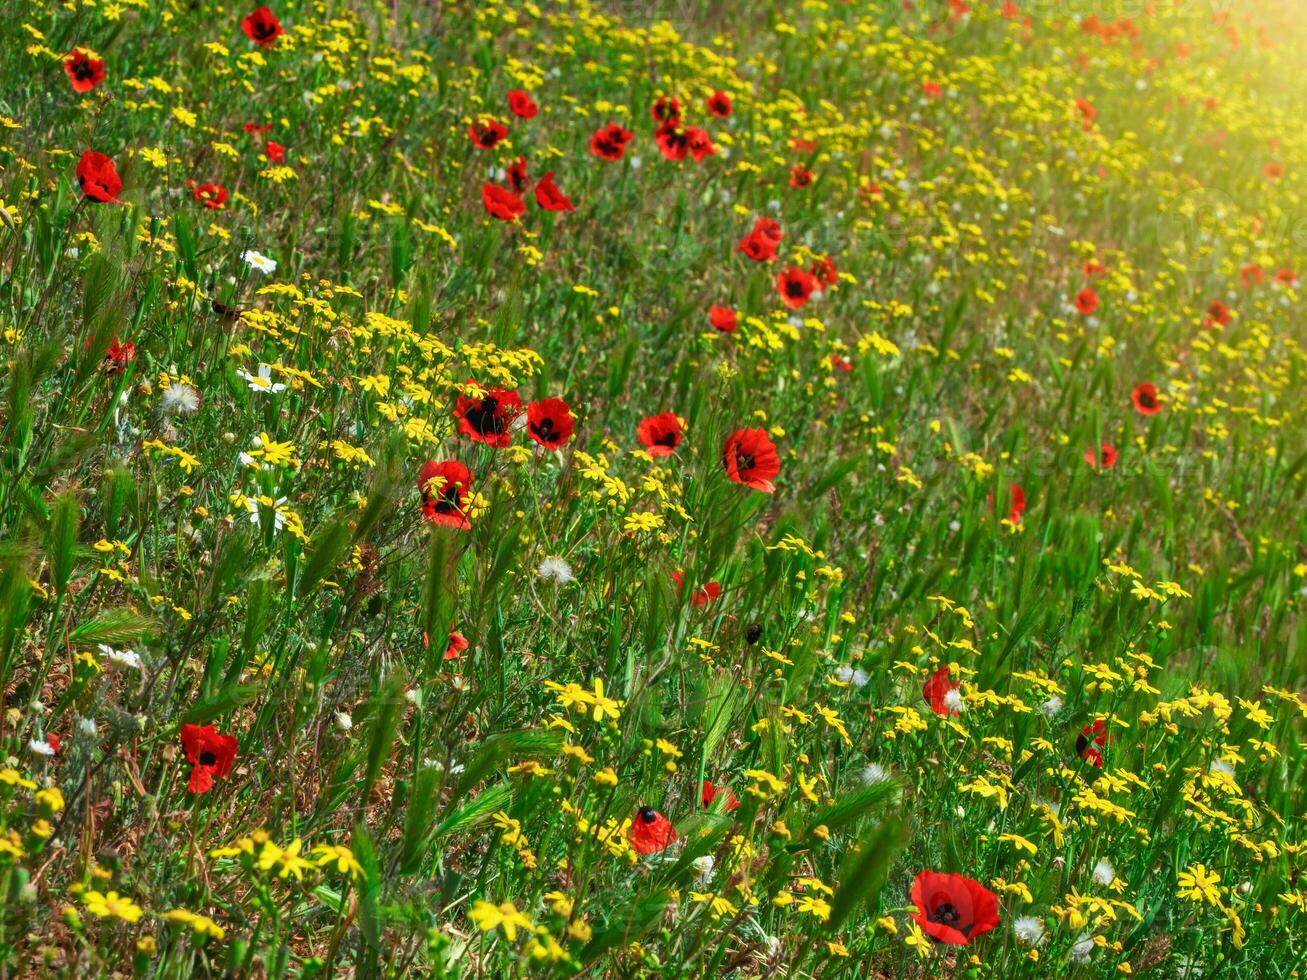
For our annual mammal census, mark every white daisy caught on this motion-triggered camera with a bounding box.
[241,249,277,274]
[98,644,143,670]
[238,364,287,394]
[28,739,55,757]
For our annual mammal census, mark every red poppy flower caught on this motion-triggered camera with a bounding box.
[722,428,780,493]
[47,733,61,755]
[923,666,960,716]
[534,172,574,212]
[469,118,508,150]
[706,90,732,117]
[654,124,689,162]
[526,397,574,449]
[1083,260,1106,278]
[444,631,469,661]
[454,383,522,447]
[1074,287,1099,315]
[507,156,531,194]
[1239,264,1263,288]
[650,95,681,128]
[777,267,817,309]
[789,165,814,189]
[1005,483,1027,524]
[1264,161,1283,180]
[630,806,677,854]
[1131,382,1162,415]
[829,354,853,373]
[700,780,740,811]
[736,218,783,262]
[671,570,721,607]
[590,123,633,161]
[507,88,538,119]
[922,81,943,98]
[1076,719,1108,767]
[244,121,273,135]
[264,140,286,164]
[811,255,837,290]
[709,305,738,333]
[637,413,683,457]
[482,183,526,222]
[1075,97,1097,128]
[685,127,716,162]
[1206,298,1231,326]
[65,49,105,93]
[76,151,124,204]
[909,871,1000,945]
[1084,441,1118,469]
[104,338,136,375]
[418,459,474,530]
[180,723,239,794]
[1274,267,1297,286]
[189,181,228,210]
[241,6,283,47]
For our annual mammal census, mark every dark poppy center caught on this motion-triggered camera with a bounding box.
[255,21,277,39]
[655,432,678,448]
[1139,391,1155,407]
[199,751,217,766]
[638,807,657,823]
[465,397,507,436]
[532,418,558,442]
[735,450,755,473]
[786,278,806,298]
[73,61,95,80]
[929,902,963,928]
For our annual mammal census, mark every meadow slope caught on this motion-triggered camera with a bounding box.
[0,0,1305,976]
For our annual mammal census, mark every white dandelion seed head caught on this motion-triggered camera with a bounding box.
[943,688,965,712]
[1209,758,1235,776]
[861,763,890,786]
[1041,696,1064,719]
[834,665,855,684]
[1014,916,1045,945]
[852,669,869,687]
[160,383,201,416]
[537,557,575,583]
[1071,934,1096,963]
[692,855,715,884]
[1093,859,1115,886]
[78,717,98,738]
[334,711,353,731]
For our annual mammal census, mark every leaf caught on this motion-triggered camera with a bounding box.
[178,683,262,726]
[47,493,79,598]
[828,812,908,928]
[803,781,898,837]
[362,673,407,804]
[296,513,354,598]
[580,889,670,966]
[432,782,512,838]
[68,609,155,647]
